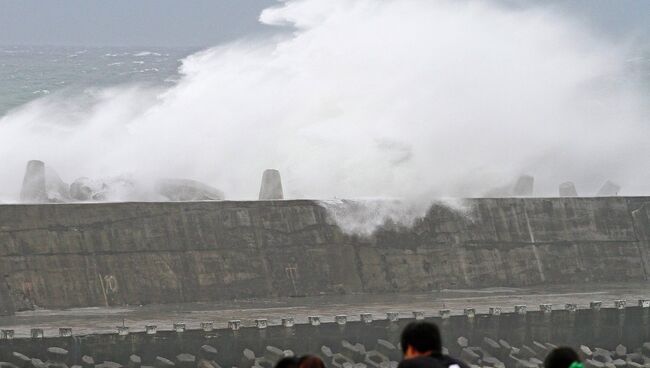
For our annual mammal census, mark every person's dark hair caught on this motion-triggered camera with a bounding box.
[275,357,299,368]
[544,347,581,368]
[400,321,442,355]
[298,355,326,368]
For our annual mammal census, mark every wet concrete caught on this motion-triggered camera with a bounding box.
[1,282,648,337]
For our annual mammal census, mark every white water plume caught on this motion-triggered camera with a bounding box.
[0,0,648,203]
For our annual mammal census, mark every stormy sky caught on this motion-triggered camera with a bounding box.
[0,0,648,47]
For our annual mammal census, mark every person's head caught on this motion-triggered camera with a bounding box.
[400,321,442,359]
[544,347,581,368]
[298,355,326,368]
[275,357,299,368]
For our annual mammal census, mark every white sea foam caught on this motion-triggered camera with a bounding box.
[0,0,647,206]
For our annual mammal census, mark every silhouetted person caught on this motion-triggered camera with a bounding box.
[298,355,326,368]
[275,357,299,368]
[398,321,469,368]
[544,347,582,368]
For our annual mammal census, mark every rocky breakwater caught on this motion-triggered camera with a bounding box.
[0,197,649,312]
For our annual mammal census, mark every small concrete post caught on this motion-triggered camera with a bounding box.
[201,322,214,332]
[565,304,578,312]
[59,328,72,337]
[514,305,527,314]
[335,315,348,325]
[31,328,44,339]
[640,300,650,341]
[145,325,157,335]
[1,329,14,340]
[117,326,129,336]
[282,317,295,338]
[590,301,602,342]
[540,304,552,314]
[512,305,527,346]
[387,312,399,322]
[255,319,268,329]
[308,316,321,326]
[413,311,425,320]
[489,307,502,315]
[228,320,241,331]
[282,317,295,328]
[360,313,373,324]
[615,300,626,343]
[259,169,284,200]
[173,323,186,333]
[439,309,451,319]
[596,180,620,196]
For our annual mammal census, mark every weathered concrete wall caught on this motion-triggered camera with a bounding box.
[0,197,649,309]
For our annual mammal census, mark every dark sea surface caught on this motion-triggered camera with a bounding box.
[0,46,198,116]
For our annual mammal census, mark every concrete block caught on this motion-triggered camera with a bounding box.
[154,357,175,368]
[97,362,122,368]
[128,355,142,368]
[201,322,214,332]
[20,160,47,203]
[81,355,95,368]
[412,311,424,320]
[145,325,157,335]
[490,307,502,315]
[259,169,283,200]
[46,347,68,360]
[559,182,578,197]
[30,329,43,339]
[10,352,31,367]
[228,320,241,331]
[175,354,196,368]
[361,313,373,323]
[335,315,348,325]
[282,317,294,328]
[532,341,548,356]
[308,316,321,326]
[457,336,469,348]
[614,300,626,309]
[58,328,72,337]
[439,309,451,319]
[464,308,476,318]
[513,175,534,196]
[255,319,268,329]
[585,359,605,368]
[364,350,389,368]
[200,345,218,361]
[639,300,650,308]
[331,353,354,368]
[597,181,620,196]
[579,346,593,361]
[515,305,527,314]
[539,304,552,314]
[117,326,129,336]
[321,346,333,358]
[173,323,186,332]
[264,347,285,364]
[460,348,480,364]
[1,329,14,339]
[590,301,602,311]
[386,312,399,322]
[565,303,578,312]
[376,340,398,360]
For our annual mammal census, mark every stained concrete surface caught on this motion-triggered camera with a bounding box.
[1,282,649,337]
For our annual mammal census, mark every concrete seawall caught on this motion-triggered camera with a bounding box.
[1,301,649,365]
[0,197,649,310]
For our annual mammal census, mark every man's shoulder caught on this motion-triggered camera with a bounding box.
[398,356,469,368]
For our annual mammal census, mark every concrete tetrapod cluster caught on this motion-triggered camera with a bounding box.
[3,300,650,368]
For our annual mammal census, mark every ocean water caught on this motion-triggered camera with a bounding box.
[0,46,197,116]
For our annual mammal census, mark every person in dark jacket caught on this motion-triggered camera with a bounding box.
[544,347,583,368]
[397,321,469,368]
